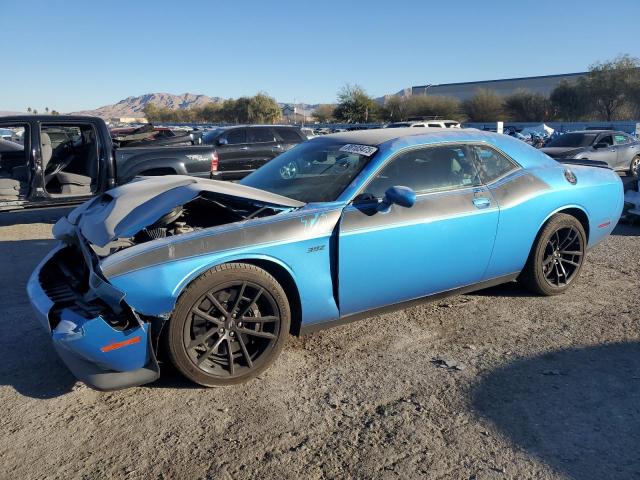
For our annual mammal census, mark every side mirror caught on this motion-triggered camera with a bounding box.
[593,142,608,149]
[378,186,416,212]
[216,138,228,146]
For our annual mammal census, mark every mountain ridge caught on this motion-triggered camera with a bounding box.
[69,88,412,118]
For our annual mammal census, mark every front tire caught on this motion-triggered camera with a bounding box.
[630,155,640,179]
[167,263,290,386]
[519,214,586,296]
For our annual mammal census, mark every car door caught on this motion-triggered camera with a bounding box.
[0,121,31,202]
[589,134,617,167]
[613,133,639,170]
[217,127,252,174]
[246,127,279,169]
[338,144,500,317]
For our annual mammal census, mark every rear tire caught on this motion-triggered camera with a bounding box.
[167,263,290,387]
[519,214,586,296]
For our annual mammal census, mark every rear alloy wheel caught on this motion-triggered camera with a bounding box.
[167,263,290,386]
[630,155,640,179]
[519,213,586,296]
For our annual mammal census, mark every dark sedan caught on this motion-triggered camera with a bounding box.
[541,130,640,178]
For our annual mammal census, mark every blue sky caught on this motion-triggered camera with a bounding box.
[1,0,639,112]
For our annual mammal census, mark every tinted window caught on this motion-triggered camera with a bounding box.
[225,128,246,145]
[247,128,275,143]
[275,127,303,143]
[598,135,613,147]
[546,133,597,148]
[240,139,374,202]
[202,128,225,144]
[614,134,629,145]
[473,145,517,183]
[427,124,441,127]
[364,145,481,198]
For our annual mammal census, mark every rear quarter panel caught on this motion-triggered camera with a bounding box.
[484,163,623,279]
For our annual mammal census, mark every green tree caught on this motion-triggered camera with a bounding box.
[462,89,505,122]
[404,95,462,121]
[581,54,640,121]
[247,93,281,124]
[45,107,49,114]
[381,96,408,121]
[504,89,551,122]
[311,104,336,122]
[27,107,32,114]
[550,80,587,121]
[334,84,378,123]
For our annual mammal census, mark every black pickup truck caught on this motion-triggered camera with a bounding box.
[0,115,218,211]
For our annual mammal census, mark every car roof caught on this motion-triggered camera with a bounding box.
[321,127,455,145]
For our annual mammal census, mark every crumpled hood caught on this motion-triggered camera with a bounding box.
[540,147,585,158]
[53,175,304,247]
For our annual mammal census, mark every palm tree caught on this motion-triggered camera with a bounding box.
[45,107,49,113]
[27,107,32,113]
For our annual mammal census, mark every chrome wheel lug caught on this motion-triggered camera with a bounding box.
[237,322,243,328]
[219,328,225,334]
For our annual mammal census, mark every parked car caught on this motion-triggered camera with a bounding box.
[110,125,203,148]
[541,130,640,178]
[27,128,623,390]
[202,125,307,180]
[0,115,218,211]
[386,120,461,128]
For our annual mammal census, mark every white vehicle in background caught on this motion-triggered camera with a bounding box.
[386,119,461,129]
[300,127,316,139]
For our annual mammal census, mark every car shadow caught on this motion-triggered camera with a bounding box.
[612,223,640,236]
[467,280,535,298]
[471,342,640,479]
[0,206,73,227]
[0,238,79,398]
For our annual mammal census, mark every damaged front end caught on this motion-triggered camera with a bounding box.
[27,176,304,390]
[27,238,161,391]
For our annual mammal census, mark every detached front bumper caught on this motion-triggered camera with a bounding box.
[27,244,160,391]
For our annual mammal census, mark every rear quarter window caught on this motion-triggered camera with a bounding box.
[473,145,518,183]
[275,128,304,143]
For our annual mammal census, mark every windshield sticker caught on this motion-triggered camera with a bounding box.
[339,144,378,156]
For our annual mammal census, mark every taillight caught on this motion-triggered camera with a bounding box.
[210,151,219,172]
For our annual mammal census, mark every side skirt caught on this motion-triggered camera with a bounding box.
[299,273,519,335]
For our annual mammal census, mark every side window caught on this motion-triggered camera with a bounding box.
[614,134,629,145]
[225,128,246,145]
[598,135,613,147]
[364,145,481,198]
[247,128,275,143]
[473,145,518,183]
[427,123,441,128]
[275,127,303,142]
[0,124,29,181]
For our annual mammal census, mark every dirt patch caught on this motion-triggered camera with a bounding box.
[0,208,638,479]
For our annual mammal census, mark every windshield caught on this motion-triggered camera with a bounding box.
[240,139,376,203]
[546,133,597,148]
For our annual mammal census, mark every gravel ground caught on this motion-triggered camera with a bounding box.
[0,206,638,480]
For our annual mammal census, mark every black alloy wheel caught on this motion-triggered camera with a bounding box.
[519,213,586,296]
[167,263,290,386]
[541,225,584,288]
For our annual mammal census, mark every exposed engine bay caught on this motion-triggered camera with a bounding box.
[91,193,290,257]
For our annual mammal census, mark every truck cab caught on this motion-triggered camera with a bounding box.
[0,115,216,211]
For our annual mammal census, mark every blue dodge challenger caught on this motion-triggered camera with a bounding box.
[27,128,624,390]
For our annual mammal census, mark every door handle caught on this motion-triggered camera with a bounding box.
[473,197,491,209]
[239,146,249,151]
